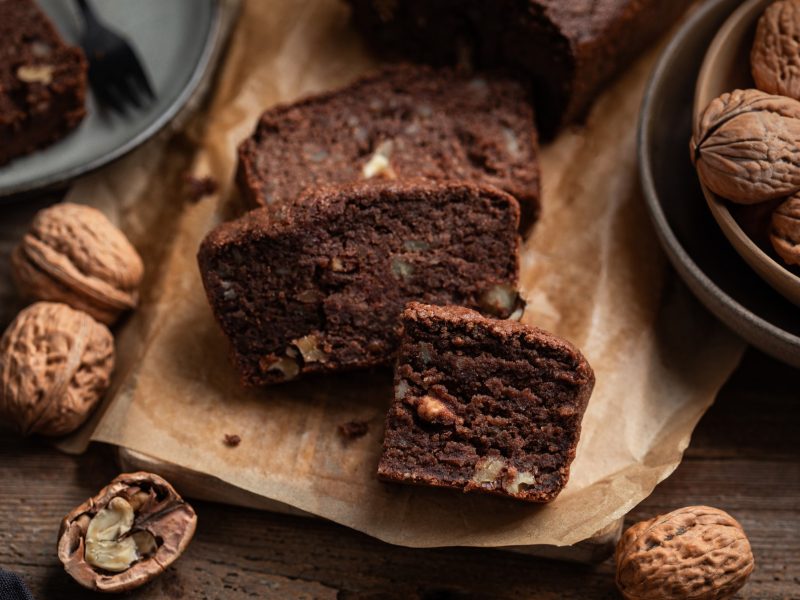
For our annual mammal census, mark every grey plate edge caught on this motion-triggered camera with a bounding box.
[0,0,222,199]
[637,0,800,367]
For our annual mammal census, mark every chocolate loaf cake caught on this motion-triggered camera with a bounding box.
[345,0,692,134]
[0,0,88,165]
[378,302,594,503]
[198,181,522,387]
[237,64,541,231]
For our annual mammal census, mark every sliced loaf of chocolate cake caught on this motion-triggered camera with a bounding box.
[345,0,692,135]
[198,181,522,387]
[237,64,540,231]
[0,0,88,165]
[378,302,594,503]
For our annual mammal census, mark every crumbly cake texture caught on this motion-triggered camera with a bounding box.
[345,0,692,135]
[378,302,595,503]
[237,64,541,232]
[198,181,522,387]
[0,0,88,165]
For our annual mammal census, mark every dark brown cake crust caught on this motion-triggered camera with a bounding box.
[237,64,540,232]
[0,0,88,165]
[198,181,522,387]
[378,302,594,503]
[345,0,692,135]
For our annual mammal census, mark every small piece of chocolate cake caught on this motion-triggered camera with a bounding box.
[0,0,88,165]
[198,181,522,387]
[378,302,594,503]
[237,64,540,231]
[345,0,693,135]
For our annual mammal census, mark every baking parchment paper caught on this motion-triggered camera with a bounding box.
[59,0,746,547]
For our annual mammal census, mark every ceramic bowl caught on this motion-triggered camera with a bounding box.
[639,0,800,368]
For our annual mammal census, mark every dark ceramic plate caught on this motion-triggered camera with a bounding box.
[0,0,222,199]
[639,0,800,368]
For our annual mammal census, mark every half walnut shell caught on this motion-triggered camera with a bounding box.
[58,472,197,593]
[12,203,144,325]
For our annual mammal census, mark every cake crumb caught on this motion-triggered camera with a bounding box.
[223,433,241,447]
[338,420,369,440]
[184,174,218,202]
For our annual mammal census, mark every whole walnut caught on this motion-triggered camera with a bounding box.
[691,89,800,203]
[615,506,754,600]
[12,203,144,325]
[751,0,800,100]
[0,302,114,437]
[770,193,800,265]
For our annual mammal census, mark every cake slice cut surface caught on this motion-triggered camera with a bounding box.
[237,64,540,231]
[0,0,88,165]
[198,181,522,387]
[378,302,595,503]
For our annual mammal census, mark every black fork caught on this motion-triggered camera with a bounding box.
[76,0,155,114]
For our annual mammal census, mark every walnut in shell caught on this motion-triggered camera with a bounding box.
[770,193,800,265]
[58,472,197,593]
[615,505,754,600]
[690,89,800,203]
[0,302,114,437]
[752,0,800,100]
[12,203,144,325]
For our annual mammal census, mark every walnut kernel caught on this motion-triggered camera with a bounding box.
[471,456,505,484]
[58,472,197,593]
[291,333,328,363]
[415,395,457,424]
[17,64,54,84]
[362,140,396,179]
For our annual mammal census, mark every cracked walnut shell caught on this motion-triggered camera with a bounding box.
[770,193,800,265]
[58,472,197,593]
[615,505,754,600]
[12,203,144,325]
[691,89,800,203]
[0,302,114,437]
[752,0,800,100]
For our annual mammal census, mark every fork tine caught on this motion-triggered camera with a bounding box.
[112,73,146,109]
[92,83,125,116]
[100,83,131,115]
[126,53,155,100]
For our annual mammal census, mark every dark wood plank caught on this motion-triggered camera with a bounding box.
[1,346,797,599]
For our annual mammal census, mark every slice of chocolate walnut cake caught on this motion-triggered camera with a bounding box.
[378,302,594,503]
[198,181,523,387]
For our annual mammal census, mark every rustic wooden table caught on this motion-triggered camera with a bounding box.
[1,198,798,599]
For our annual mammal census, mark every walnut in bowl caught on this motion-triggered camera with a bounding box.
[692,0,800,307]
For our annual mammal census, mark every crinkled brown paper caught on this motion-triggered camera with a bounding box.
[59,0,745,548]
